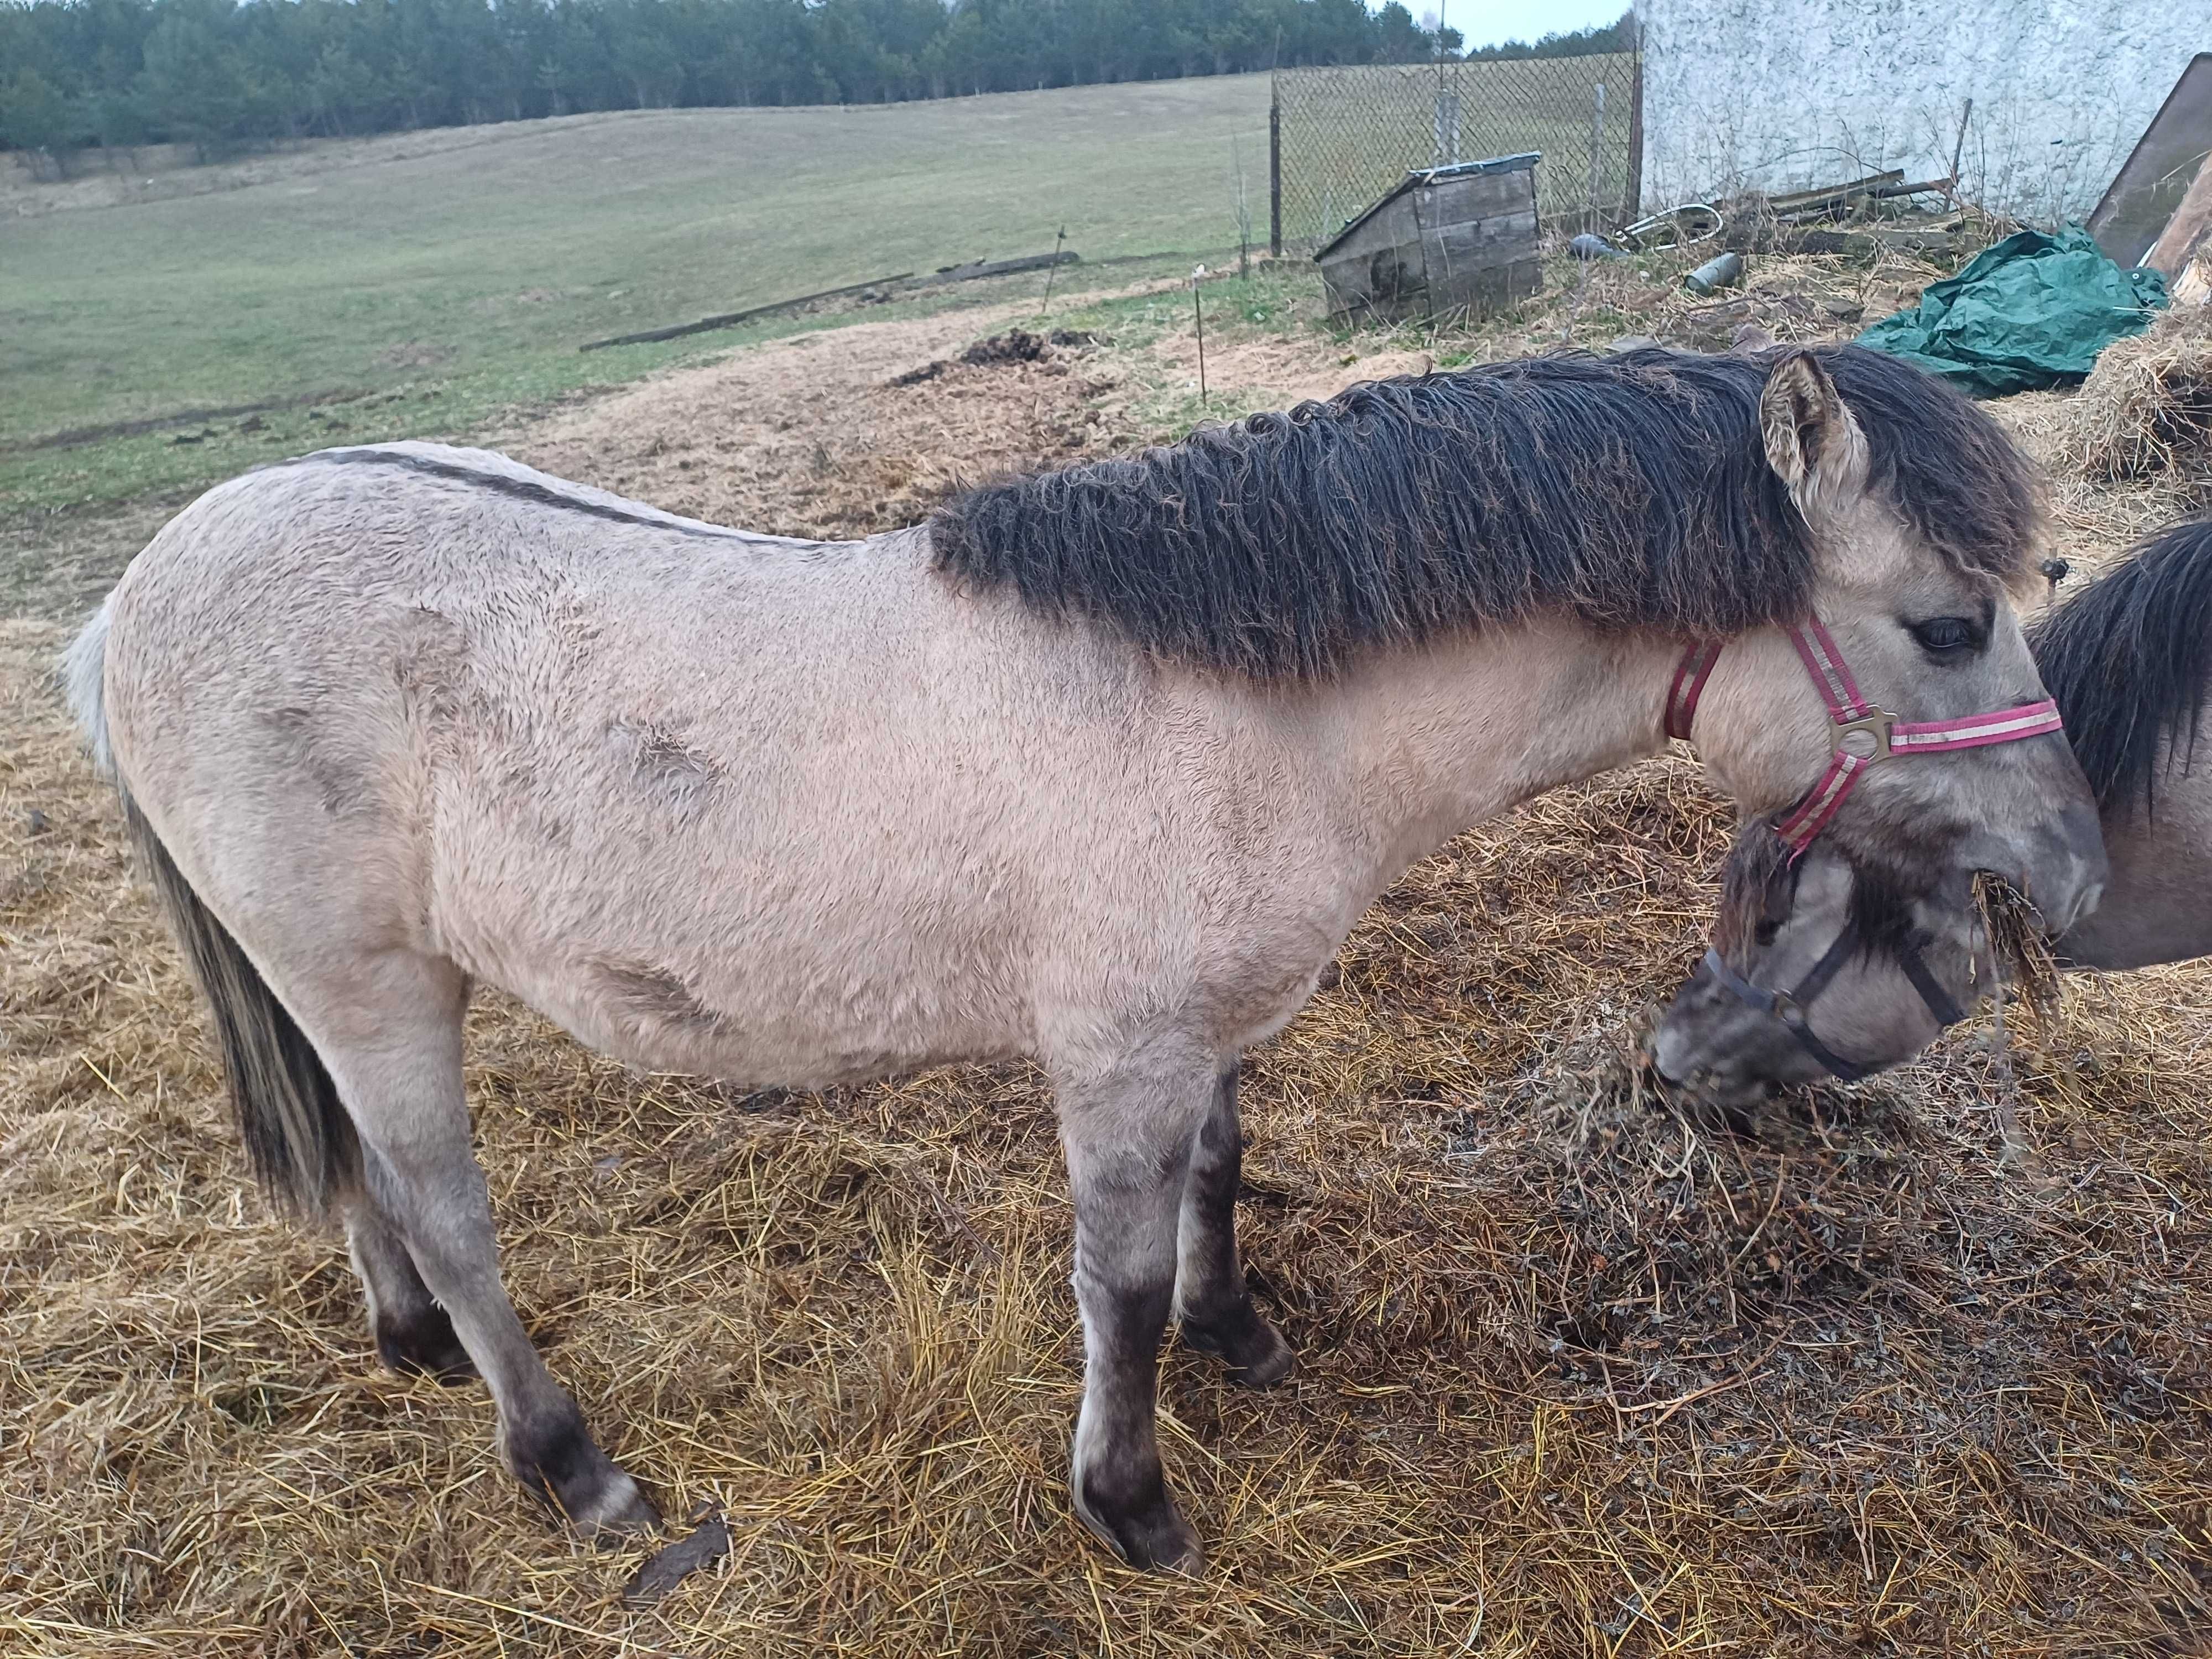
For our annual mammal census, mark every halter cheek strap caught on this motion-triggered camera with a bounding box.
[1664,640,1721,743]
[1667,615,2064,858]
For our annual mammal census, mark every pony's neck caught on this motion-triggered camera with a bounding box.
[1327,617,1680,889]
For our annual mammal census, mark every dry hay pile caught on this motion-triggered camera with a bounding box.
[1997,305,2212,562]
[2069,304,2212,489]
[4,606,2208,1658]
[510,310,1121,542]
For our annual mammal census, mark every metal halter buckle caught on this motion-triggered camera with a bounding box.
[1830,709,1897,763]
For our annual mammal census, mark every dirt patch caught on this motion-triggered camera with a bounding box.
[1156,330,1437,405]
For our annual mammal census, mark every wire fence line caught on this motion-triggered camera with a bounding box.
[1271,51,1642,253]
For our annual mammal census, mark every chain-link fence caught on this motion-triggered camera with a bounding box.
[1272,52,1641,253]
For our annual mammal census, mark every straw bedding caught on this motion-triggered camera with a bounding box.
[3,293,2210,1656]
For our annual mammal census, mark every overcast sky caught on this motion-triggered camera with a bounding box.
[1425,0,1630,49]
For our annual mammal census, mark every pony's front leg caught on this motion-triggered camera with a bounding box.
[1173,1065,1294,1385]
[1058,1056,1214,1574]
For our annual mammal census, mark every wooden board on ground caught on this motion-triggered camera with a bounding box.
[579,273,917,352]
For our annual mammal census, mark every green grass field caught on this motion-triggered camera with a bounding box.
[1,76,1272,514]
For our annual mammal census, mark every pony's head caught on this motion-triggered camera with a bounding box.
[1676,348,2104,955]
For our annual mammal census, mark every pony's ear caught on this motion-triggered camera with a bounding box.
[1760,349,1869,513]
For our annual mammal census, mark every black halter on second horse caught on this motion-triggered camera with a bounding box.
[1698,884,1968,1083]
[1667,614,2062,1081]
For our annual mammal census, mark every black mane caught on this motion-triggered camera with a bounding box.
[2030,519,2212,820]
[930,345,2043,679]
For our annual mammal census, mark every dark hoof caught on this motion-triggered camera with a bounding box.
[374,1306,478,1385]
[1073,1474,1204,1576]
[1181,1306,1296,1388]
[514,1416,663,1541]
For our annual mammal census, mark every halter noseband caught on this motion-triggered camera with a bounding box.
[1669,614,2061,1079]
[1698,935,1966,1083]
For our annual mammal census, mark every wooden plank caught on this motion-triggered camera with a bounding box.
[1766,169,1903,214]
[1723,222,1880,258]
[1421,171,1532,225]
[1871,177,1954,200]
[1431,255,1541,317]
[2089,53,2212,265]
[2147,152,2212,279]
[578,273,915,352]
[1422,216,1540,289]
[915,251,1081,286]
[1871,226,1955,255]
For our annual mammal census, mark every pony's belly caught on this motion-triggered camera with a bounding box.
[581,994,1029,1091]
[457,922,1037,1092]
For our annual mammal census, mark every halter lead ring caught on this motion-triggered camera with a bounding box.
[1668,613,2064,1078]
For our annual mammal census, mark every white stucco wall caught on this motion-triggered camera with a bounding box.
[1639,1,2206,223]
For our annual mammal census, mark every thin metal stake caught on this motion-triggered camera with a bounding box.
[1585,82,1606,236]
[1192,267,1207,401]
[1041,225,1067,314]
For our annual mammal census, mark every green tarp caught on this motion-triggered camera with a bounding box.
[1856,226,2168,398]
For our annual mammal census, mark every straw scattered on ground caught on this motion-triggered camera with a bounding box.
[4,257,2211,1658]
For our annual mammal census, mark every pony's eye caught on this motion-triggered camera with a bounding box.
[1909,616,1975,654]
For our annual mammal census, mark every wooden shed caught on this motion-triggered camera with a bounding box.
[1314,154,1542,324]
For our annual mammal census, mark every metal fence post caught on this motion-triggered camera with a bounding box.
[1585,82,1605,232]
[1269,77,1283,258]
[1623,27,1645,222]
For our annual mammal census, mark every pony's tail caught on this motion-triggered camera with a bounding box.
[65,601,359,1219]
[61,598,116,778]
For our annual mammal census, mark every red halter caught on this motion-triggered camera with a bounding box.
[1665,616,2065,858]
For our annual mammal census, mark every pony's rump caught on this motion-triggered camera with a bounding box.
[66,603,357,1216]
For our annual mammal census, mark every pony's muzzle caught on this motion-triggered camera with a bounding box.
[1959,802,2107,936]
[2000,810,2115,942]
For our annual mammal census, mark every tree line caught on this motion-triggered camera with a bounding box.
[0,0,1633,169]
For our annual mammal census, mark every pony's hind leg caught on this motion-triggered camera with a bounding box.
[345,1185,475,1384]
[1059,1052,1216,1575]
[315,953,659,1538]
[1173,1066,1294,1386]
